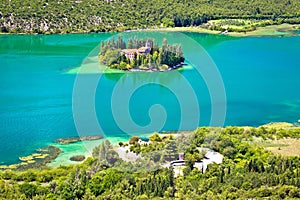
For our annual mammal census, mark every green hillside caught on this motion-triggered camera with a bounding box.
[0,126,300,199]
[1,0,300,33]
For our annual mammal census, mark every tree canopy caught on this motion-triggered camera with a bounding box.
[98,36,184,71]
[1,126,299,199]
[1,0,300,33]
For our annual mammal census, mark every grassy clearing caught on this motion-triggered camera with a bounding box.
[228,23,300,36]
[253,137,300,156]
[150,22,300,37]
[265,138,300,156]
[260,122,295,129]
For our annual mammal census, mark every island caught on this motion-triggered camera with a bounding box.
[54,135,104,145]
[69,155,85,162]
[98,36,185,71]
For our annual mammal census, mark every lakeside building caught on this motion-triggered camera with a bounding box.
[169,149,223,177]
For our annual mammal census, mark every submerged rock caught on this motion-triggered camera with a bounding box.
[0,146,62,171]
[70,155,86,162]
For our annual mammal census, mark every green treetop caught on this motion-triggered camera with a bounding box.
[98,36,185,71]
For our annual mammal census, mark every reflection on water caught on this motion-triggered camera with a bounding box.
[104,69,184,85]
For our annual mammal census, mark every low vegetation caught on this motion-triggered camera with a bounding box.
[0,126,299,199]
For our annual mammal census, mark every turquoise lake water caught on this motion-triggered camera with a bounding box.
[0,33,300,165]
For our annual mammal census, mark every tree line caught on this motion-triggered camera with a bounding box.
[0,126,299,199]
[1,0,300,34]
[98,36,184,70]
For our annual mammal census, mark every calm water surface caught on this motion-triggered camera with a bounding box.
[0,33,300,164]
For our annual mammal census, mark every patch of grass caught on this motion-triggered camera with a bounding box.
[228,23,300,36]
[253,138,300,156]
[258,142,289,148]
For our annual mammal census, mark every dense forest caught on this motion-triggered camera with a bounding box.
[0,126,299,199]
[98,36,184,71]
[1,0,300,33]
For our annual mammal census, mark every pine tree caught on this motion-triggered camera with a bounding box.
[162,38,167,51]
[133,36,138,48]
[128,38,133,49]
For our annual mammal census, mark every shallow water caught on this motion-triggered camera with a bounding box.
[0,33,300,165]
